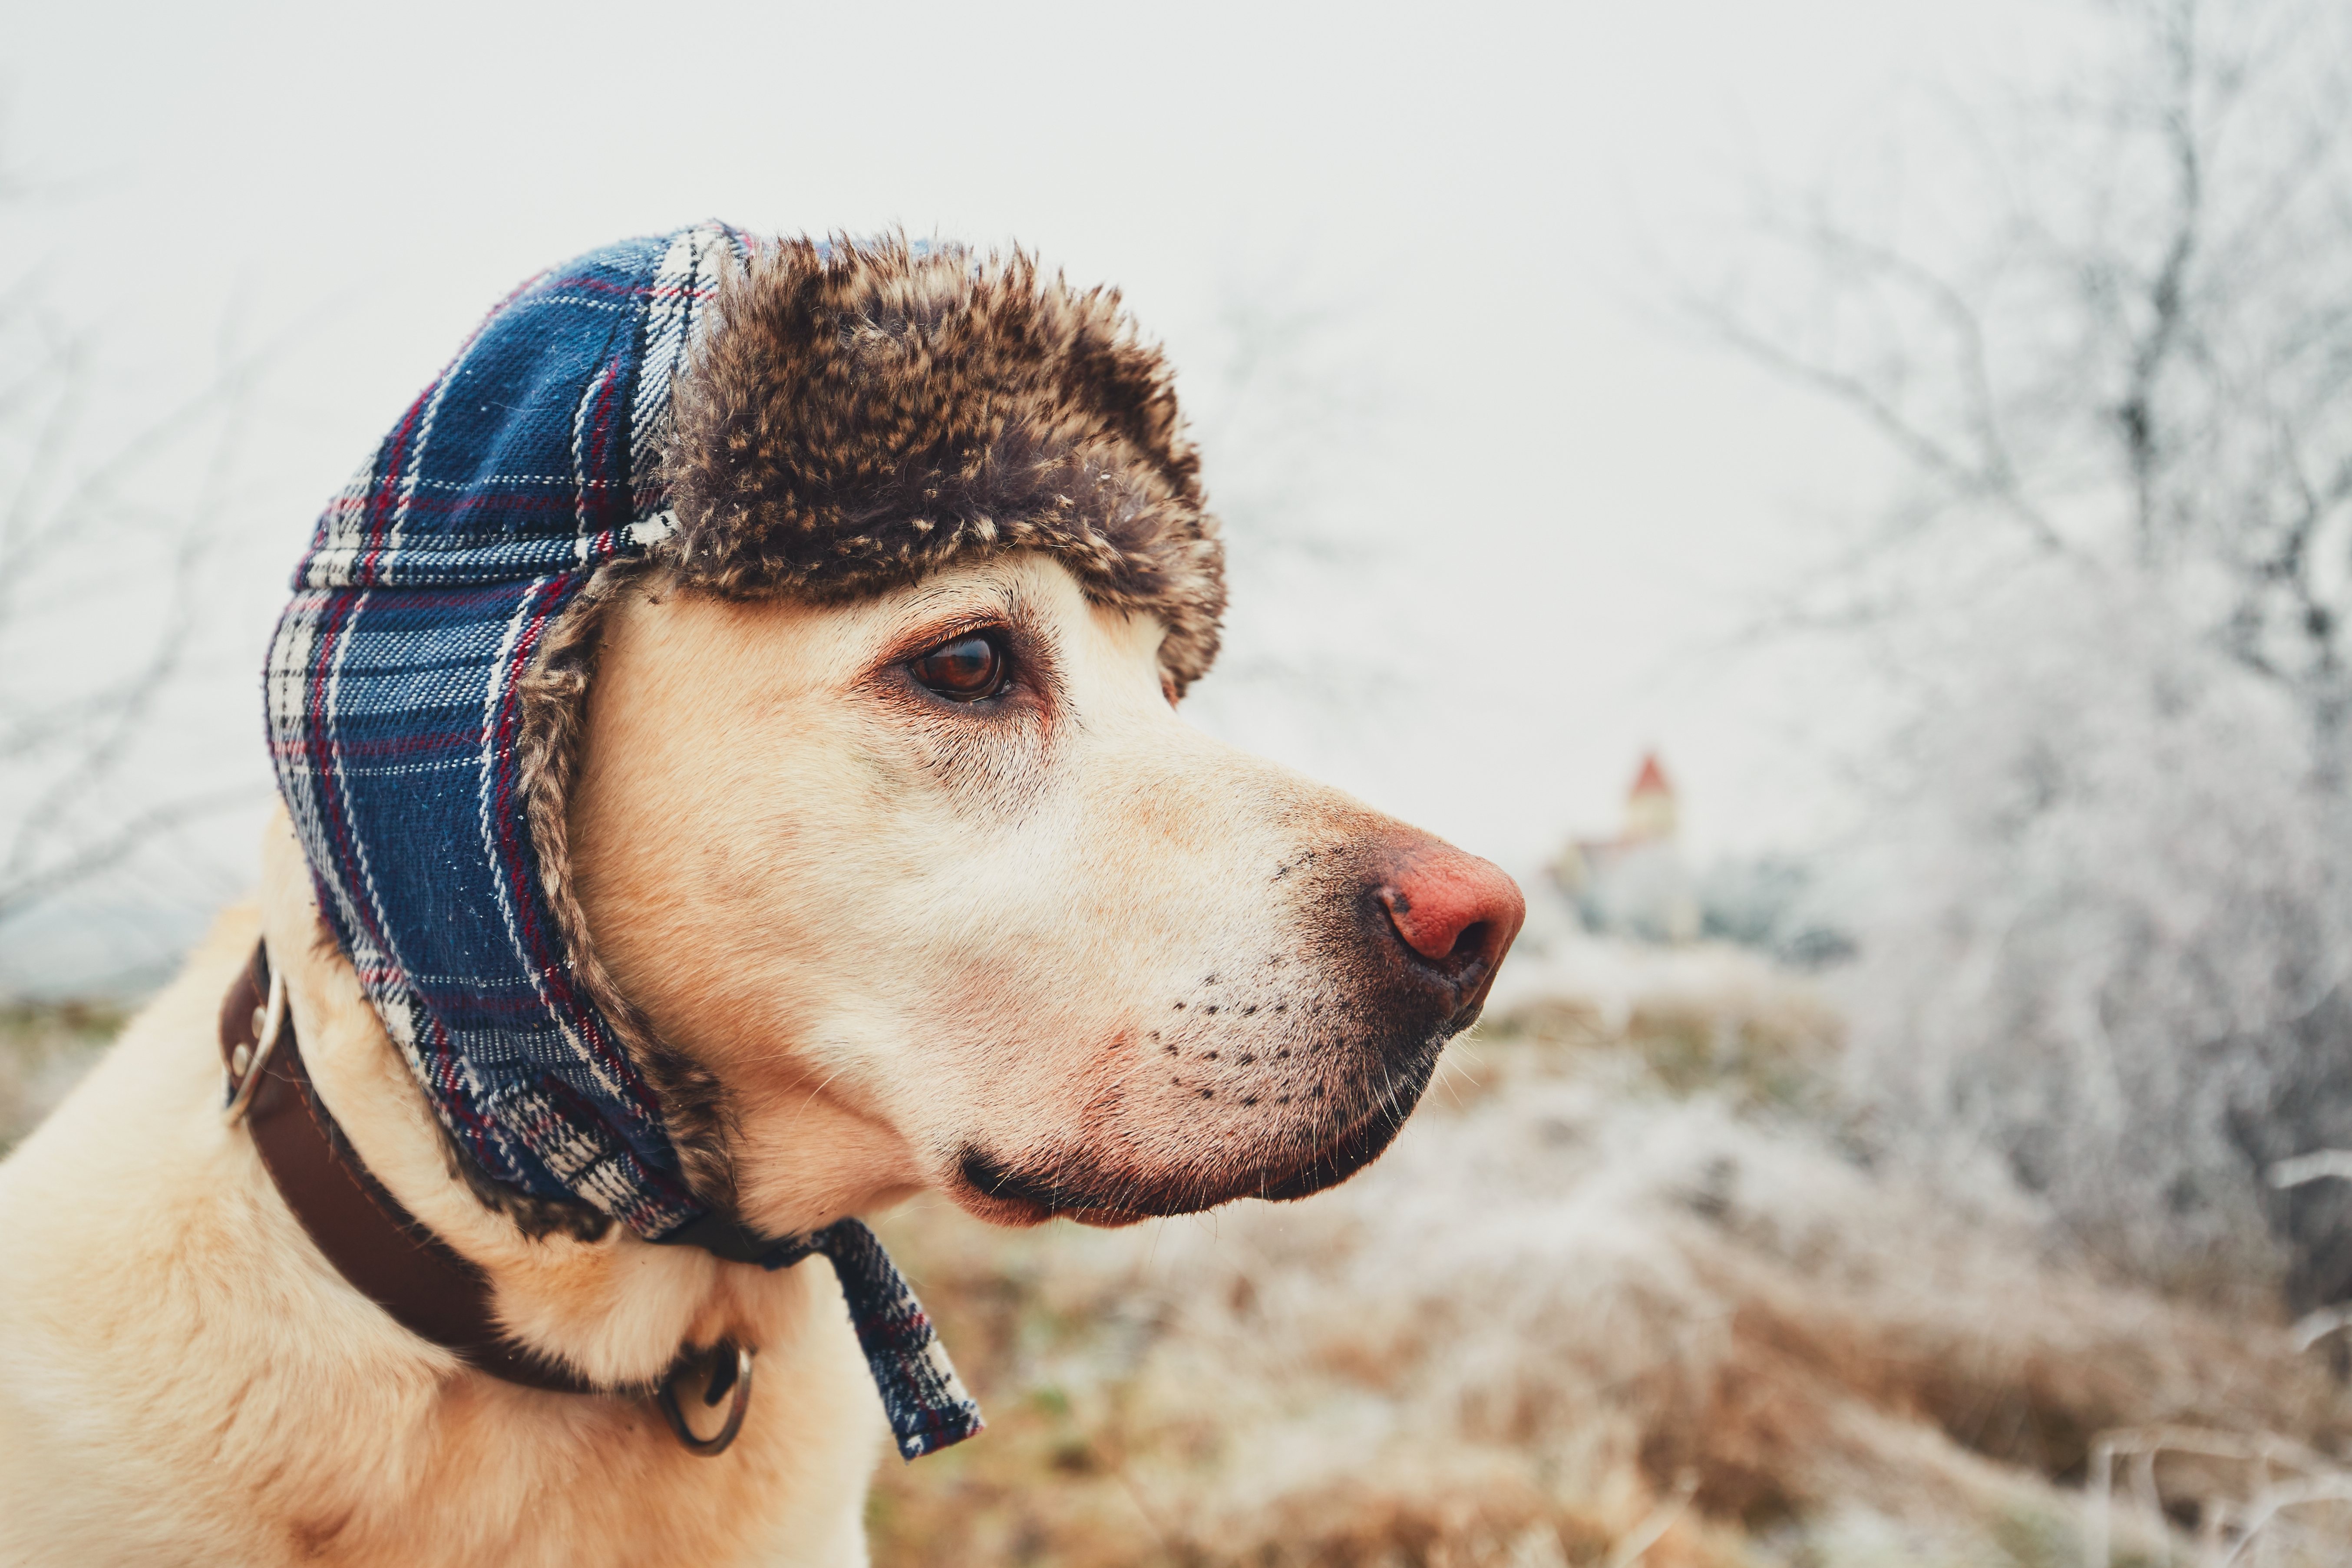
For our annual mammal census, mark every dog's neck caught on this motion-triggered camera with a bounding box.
[254,813,807,1388]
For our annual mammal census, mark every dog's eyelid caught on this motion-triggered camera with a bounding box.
[881,614,1019,673]
[879,582,1024,653]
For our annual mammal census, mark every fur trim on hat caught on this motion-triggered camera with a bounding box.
[516,557,740,1219]
[657,234,1226,690]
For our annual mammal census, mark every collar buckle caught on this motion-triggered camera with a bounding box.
[223,964,287,1126]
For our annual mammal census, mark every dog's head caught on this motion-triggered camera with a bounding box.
[532,236,1523,1234]
[272,225,1519,1244]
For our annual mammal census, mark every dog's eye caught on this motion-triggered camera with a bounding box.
[910,632,1009,702]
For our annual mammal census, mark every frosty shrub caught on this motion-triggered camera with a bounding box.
[1839,570,2347,1298]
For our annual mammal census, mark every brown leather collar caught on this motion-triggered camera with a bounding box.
[219,941,761,1452]
[218,941,603,1393]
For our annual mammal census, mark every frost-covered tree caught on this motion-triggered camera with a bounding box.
[1698,0,2352,1301]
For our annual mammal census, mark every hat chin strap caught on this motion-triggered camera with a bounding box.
[649,1208,800,1264]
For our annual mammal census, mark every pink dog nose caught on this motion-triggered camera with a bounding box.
[1375,845,1526,994]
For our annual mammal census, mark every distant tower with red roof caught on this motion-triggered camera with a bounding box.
[1622,751,1678,844]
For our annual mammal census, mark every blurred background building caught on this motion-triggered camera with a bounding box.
[1553,753,1701,945]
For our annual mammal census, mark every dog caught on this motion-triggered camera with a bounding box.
[0,230,1523,1565]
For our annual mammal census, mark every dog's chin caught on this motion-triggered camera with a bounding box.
[946,1053,1441,1228]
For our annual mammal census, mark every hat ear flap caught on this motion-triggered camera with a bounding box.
[512,556,737,1212]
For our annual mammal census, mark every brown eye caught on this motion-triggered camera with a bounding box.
[910,632,1008,701]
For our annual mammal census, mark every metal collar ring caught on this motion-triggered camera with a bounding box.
[657,1340,755,1457]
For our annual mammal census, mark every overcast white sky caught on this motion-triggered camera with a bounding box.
[2,0,2065,978]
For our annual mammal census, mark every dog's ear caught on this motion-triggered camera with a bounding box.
[660,234,1226,694]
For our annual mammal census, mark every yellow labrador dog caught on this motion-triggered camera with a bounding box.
[0,231,1521,1566]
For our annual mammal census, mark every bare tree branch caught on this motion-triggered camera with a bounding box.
[0,789,257,928]
[1681,283,2075,558]
[2116,1,2204,562]
[0,162,298,944]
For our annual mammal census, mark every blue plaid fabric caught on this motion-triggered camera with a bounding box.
[264,222,981,1459]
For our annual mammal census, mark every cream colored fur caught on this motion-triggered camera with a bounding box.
[0,554,1496,1564]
